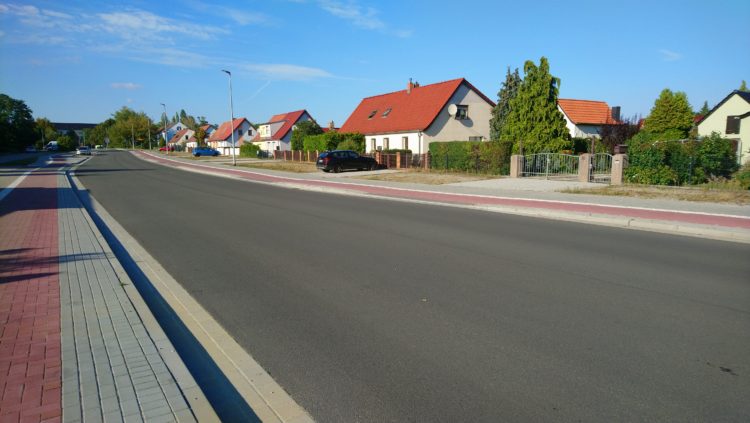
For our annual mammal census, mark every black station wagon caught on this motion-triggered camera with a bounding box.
[316,150,378,173]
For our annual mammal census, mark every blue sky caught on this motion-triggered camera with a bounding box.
[0,0,748,127]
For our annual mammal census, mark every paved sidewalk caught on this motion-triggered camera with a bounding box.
[1,158,214,422]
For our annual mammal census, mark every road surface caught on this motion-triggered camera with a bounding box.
[77,151,750,422]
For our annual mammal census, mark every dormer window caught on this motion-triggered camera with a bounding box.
[382,108,392,118]
[368,110,378,119]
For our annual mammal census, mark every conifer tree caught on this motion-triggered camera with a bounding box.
[643,89,694,138]
[698,101,710,116]
[740,80,748,92]
[489,67,521,140]
[500,57,570,153]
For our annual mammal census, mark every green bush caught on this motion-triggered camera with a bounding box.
[382,149,412,154]
[625,165,678,185]
[302,132,364,152]
[240,143,260,157]
[697,133,738,178]
[429,140,512,175]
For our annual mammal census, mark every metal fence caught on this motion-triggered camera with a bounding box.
[591,153,613,183]
[522,153,579,180]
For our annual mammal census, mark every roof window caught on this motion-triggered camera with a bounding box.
[382,108,392,118]
[368,110,378,119]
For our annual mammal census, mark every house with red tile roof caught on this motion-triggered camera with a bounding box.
[339,78,495,154]
[167,128,195,149]
[252,110,315,152]
[208,117,256,154]
[557,99,621,139]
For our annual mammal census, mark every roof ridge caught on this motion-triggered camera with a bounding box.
[360,78,465,100]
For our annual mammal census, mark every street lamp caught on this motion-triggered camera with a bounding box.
[221,69,237,166]
[161,103,168,155]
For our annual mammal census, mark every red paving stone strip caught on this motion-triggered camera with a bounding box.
[0,166,62,423]
[138,151,750,230]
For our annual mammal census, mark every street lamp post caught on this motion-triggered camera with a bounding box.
[160,103,168,155]
[221,69,237,166]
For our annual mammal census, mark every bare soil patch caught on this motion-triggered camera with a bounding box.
[239,161,317,173]
[353,170,495,185]
[563,184,750,205]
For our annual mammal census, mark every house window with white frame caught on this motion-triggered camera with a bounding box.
[383,137,389,150]
[371,138,376,152]
[402,136,408,150]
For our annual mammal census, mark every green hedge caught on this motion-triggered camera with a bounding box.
[429,140,513,175]
[625,132,738,185]
[240,143,260,157]
[302,132,365,153]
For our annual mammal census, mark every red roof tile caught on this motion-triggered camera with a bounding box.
[557,99,616,125]
[209,118,248,142]
[339,78,494,134]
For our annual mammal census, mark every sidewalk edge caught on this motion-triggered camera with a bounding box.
[69,169,314,423]
[66,167,220,422]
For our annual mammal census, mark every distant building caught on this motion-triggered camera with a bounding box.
[253,110,316,152]
[556,99,621,139]
[339,78,494,154]
[696,90,750,164]
[51,122,97,141]
[208,118,255,155]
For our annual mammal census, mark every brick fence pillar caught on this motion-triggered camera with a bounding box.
[396,152,402,168]
[509,155,523,178]
[578,153,592,182]
[424,153,430,170]
[611,154,628,185]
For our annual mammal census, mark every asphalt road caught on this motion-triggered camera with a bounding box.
[77,151,750,422]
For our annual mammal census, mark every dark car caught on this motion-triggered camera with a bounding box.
[316,150,377,173]
[193,147,219,157]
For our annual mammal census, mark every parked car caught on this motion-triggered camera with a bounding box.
[316,150,377,173]
[76,146,92,156]
[193,147,219,157]
[45,141,59,151]
[159,145,175,152]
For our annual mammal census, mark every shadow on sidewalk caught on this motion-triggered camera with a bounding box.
[70,177,260,422]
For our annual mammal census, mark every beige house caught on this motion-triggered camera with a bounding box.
[339,78,495,154]
[697,90,750,164]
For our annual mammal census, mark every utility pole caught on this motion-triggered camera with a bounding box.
[221,69,237,166]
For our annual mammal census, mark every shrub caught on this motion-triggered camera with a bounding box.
[429,140,512,175]
[382,149,412,154]
[625,165,678,185]
[302,132,364,152]
[240,143,260,157]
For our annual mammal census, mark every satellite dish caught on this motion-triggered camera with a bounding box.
[447,104,458,116]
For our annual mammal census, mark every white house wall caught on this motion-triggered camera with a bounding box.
[365,132,421,153]
[697,94,750,164]
[558,106,602,138]
[422,83,492,153]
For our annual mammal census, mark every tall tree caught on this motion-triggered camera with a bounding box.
[698,101,711,116]
[194,126,206,147]
[107,106,152,148]
[643,88,694,138]
[0,93,36,152]
[291,119,323,150]
[489,67,521,141]
[500,57,570,153]
[740,80,749,92]
[35,117,57,147]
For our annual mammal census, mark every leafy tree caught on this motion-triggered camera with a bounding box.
[490,67,521,141]
[0,93,36,152]
[740,80,748,92]
[194,126,206,147]
[106,107,152,148]
[35,117,57,148]
[598,115,641,153]
[500,57,570,153]
[86,119,115,147]
[291,119,323,150]
[56,134,76,151]
[643,89,694,138]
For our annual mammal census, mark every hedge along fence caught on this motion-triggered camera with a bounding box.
[302,132,365,153]
[239,143,260,157]
[625,132,738,185]
[428,140,513,175]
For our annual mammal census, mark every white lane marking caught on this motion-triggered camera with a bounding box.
[0,168,38,203]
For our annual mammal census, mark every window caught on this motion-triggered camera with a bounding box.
[382,108,392,117]
[455,105,469,120]
[383,138,389,150]
[368,110,378,119]
[402,136,408,150]
[371,138,376,151]
[726,116,741,134]
[468,136,483,141]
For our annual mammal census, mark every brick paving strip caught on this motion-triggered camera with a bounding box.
[2,159,212,422]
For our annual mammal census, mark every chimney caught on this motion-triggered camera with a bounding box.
[611,106,621,122]
[407,78,414,94]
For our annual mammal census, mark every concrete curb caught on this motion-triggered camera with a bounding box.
[137,151,750,244]
[67,161,220,422]
[69,163,314,422]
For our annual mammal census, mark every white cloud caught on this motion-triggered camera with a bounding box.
[317,0,411,37]
[97,10,226,42]
[659,49,682,62]
[240,63,333,80]
[184,1,269,26]
[111,82,142,90]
